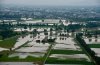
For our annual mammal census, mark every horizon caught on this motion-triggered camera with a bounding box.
[0,0,100,7]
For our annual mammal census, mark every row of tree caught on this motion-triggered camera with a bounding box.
[76,33,100,65]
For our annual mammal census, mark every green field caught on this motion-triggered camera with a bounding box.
[45,58,94,65]
[0,36,2,40]
[50,49,84,54]
[88,44,100,48]
[0,36,18,49]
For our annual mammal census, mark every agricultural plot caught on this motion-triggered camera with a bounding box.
[0,62,85,65]
[0,29,94,65]
[45,32,92,65]
[84,37,100,57]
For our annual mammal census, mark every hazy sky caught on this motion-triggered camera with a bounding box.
[0,0,100,6]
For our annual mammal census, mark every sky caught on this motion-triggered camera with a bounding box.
[0,0,100,6]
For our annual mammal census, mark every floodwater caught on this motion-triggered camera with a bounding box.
[49,54,90,61]
[0,47,8,52]
[9,34,50,58]
[0,62,35,65]
[12,34,33,49]
[9,53,44,59]
[14,28,50,32]
[84,38,100,57]
[91,48,100,57]
[0,62,83,65]
[84,38,100,44]
[0,29,92,64]
[15,35,50,53]
[54,37,81,50]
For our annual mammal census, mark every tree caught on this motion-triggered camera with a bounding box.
[24,25,27,29]
[50,28,53,32]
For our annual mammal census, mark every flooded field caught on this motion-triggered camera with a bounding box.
[0,62,83,65]
[9,53,44,59]
[91,48,100,57]
[9,32,51,59]
[84,38,100,44]
[49,54,90,61]
[54,37,80,50]
[45,33,91,64]
[0,47,8,52]
[0,29,93,65]
[12,34,33,49]
[84,38,100,57]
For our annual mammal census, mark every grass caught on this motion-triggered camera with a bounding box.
[45,58,94,65]
[0,36,18,49]
[0,36,2,40]
[88,44,100,48]
[50,49,84,54]
[0,55,44,62]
